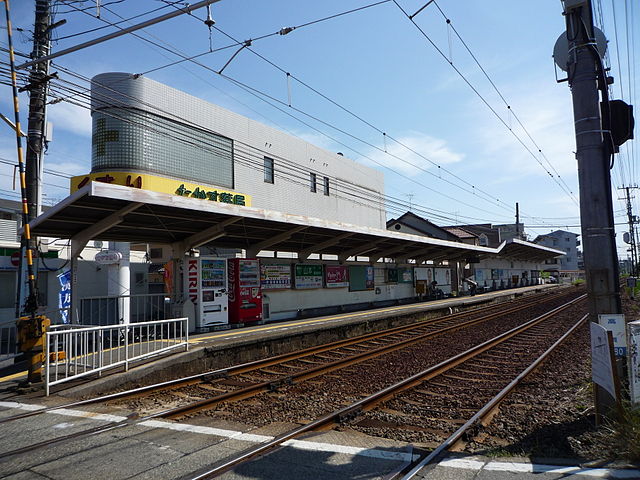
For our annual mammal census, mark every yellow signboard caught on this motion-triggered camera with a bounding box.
[70,171,251,207]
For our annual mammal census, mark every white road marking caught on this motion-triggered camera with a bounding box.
[282,439,417,462]
[139,419,272,443]
[3,401,636,478]
[439,457,640,478]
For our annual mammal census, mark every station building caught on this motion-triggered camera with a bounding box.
[19,72,565,332]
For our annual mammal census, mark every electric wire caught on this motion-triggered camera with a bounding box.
[79,1,556,224]
[392,0,580,208]
[431,0,579,205]
[3,2,584,230]
[34,62,523,223]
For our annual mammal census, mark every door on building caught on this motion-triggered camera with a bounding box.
[199,257,228,327]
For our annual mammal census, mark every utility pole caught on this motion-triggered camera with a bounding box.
[515,202,520,239]
[15,0,51,321]
[563,0,621,317]
[25,0,51,220]
[619,186,638,275]
[561,0,623,419]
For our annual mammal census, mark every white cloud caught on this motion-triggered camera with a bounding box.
[465,76,579,190]
[45,161,88,176]
[47,101,92,137]
[360,131,464,176]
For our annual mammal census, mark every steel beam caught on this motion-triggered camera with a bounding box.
[297,233,354,261]
[173,217,241,254]
[70,202,143,256]
[246,226,307,257]
[338,240,386,263]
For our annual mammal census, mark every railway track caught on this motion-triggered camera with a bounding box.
[0,288,584,463]
[189,294,587,479]
[0,284,570,424]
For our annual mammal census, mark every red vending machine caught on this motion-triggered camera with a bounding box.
[227,258,262,324]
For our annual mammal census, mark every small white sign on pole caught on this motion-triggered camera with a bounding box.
[628,320,640,405]
[590,322,617,400]
[598,313,627,357]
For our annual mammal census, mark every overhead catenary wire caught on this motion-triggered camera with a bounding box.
[392,0,580,208]
[431,0,579,205]
[209,24,521,214]
[2,2,584,231]
[40,76,509,226]
[1,60,566,229]
[26,63,536,227]
[74,1,556,224]
[29,60,523,223]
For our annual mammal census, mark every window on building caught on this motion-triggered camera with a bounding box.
[0,272,16,308]
[323,176,330,196]
[566,257,571,263]
[310,172,317,192]
[264,157,274,184]
[479,234,488,246]
[149,247,163,259]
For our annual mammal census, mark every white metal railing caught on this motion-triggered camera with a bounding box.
[45,317,188,395]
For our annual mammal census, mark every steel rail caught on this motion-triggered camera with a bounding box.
[161,290,579,419]
[0,292,581,460]
[399,312,590,479]
[0,288,571,425]
[185,294,586,479]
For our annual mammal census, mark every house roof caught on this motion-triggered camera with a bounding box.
[387,211,462,242]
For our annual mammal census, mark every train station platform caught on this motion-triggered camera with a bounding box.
[4,283,563,398]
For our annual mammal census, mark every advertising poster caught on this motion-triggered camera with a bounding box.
[201,259,226,288]
[294,264,323,289]
[365,266,375,289]
[238,260,260,287]
[261,264,292,290]
[57,269,71,324]
[399,268,413,283]
[386,268,398,283]
[325,265,349,288]
[434,268,450,286]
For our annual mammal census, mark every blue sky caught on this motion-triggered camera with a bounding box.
[1,0,638,258]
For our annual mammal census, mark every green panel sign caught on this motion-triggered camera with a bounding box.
[294,264,323,289]
[295,264,323,277]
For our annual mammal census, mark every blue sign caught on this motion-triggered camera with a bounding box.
[57,269,71,324]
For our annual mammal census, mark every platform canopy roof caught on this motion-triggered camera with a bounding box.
[30,182,564,263]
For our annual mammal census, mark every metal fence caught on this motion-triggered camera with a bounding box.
[77,293,182,325]
[45,317,188,395]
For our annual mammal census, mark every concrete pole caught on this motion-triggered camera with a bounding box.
[25,0,50,220]
[108,242,130,325]
[564,0,622,318]
[620,186,638,275]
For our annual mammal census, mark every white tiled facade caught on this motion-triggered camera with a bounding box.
[91,73,386,228]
